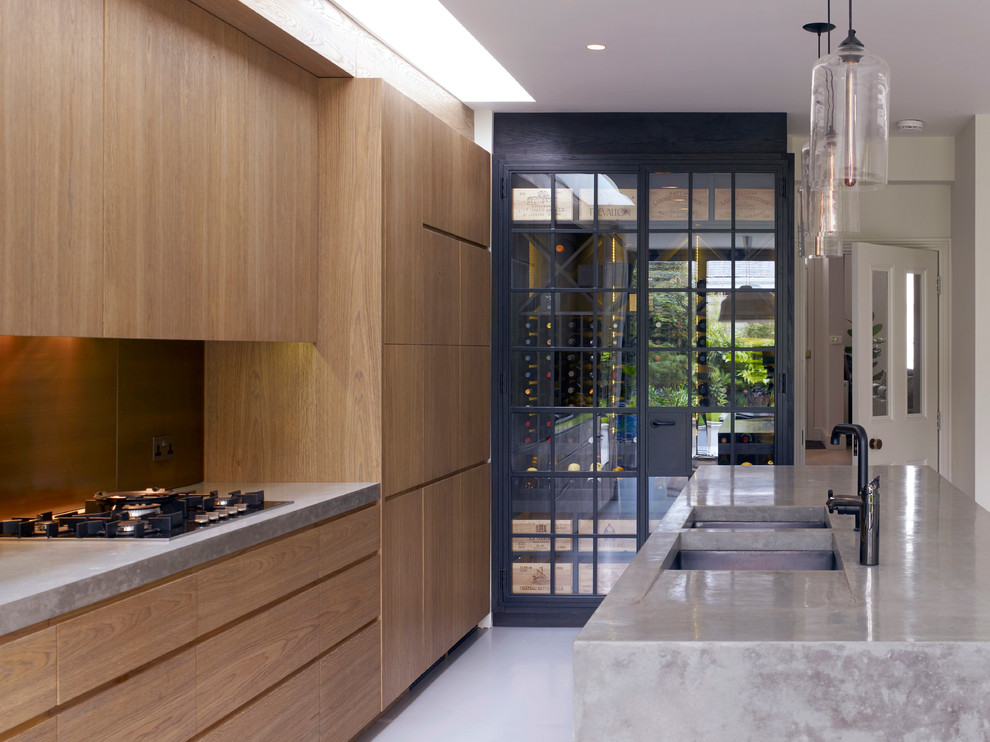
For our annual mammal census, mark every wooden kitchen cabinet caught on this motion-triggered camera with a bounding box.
[204,77,491,713]
[57,649,198,742]
[0,504,381,742]
[321,623,382,742]
[56,574,197,703]
[196,527,320,635]
[198,663,321,742]
[0,0,104,338]
[104,0,318,341]
[384,464,491,707]
[0,627,56,735]
[1,0,318,341]
[382,489,425,705]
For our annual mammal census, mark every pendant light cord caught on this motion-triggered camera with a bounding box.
[848,0,853,31]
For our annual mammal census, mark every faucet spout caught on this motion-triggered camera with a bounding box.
[830,423,869,495]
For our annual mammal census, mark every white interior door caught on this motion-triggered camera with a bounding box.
[851,243,939,467]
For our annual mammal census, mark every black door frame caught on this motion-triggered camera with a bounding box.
[491,115,793,626]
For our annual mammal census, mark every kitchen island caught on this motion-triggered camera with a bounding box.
[574,465,990,741]
[0,481,381,741]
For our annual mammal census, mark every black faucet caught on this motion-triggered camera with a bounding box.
[830,423,869,494]
[825,423,880,566]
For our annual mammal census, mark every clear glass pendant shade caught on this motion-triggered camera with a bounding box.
[800,142,860,259]
[809,31,889,191]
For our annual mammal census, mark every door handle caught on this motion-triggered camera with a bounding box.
[651,420,676,428]
[869,438,883,450]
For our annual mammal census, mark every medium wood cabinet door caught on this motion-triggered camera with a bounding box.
[0,0,104,337]
[103,0,318,341]
[381,489,425,706]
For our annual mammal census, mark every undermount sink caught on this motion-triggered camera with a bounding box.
[686,505,832,530]
[664,531,843,571]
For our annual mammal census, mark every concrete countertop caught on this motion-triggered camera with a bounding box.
[0,482,379,636]
[574,465,990,740]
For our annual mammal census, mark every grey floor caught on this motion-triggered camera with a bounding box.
[356,627,580,742]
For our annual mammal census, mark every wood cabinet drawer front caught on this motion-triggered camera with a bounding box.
[6,718,56,742]
[196,583,322,730]
[57,649,196,742]
[321,622,381,742]
[198,663,320,742]
[322,556,380,652]
[197,528,319,634]
[0,628,56,734]
[319,505,380,578]
[56,575,196,703]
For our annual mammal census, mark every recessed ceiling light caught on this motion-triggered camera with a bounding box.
[332,0,533,103]
[587,43,606,51]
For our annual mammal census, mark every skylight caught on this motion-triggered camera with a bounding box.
[333,0,533,103]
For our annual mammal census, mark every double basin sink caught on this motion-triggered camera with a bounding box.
[663,505,843,571]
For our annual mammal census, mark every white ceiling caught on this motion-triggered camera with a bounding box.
[440,0,989,137]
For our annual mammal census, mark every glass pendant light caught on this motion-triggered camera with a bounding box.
[809,0,890,192]
[803,142,861,259]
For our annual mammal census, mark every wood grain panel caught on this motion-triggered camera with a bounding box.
[116,339,205,490]
[385,230,460,346]
[321,556,380,653]
[57,649,196,742]
[320,622,381,741]
[315,77,384,478]
[187,1,473,138]
[318,504,380,578]
[205,81,385,483]
[424,116,491,247]
[358,44,473,140]
[457,464,492,634]
[6,718,56,742]
[197,529,319,635]
[0,628,55,735]
[57,575,197,703]
[382,490,424,706]
[382,345,427,496]
[423,465,491,664]
[104,0,318,341]
[459,345,492,470]
[459,245,492,347]
[0,0,104,337]
[423,477,458,661]
[423,345,461,483]
[188,0,354,76]
[198,663,321,742]
[196,584,322,730]
[383,85,427,280]
[0,338,117,516]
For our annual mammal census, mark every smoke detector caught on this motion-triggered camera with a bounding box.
[896,119,925,133]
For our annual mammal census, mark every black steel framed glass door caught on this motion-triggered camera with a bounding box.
[494,161,792,624]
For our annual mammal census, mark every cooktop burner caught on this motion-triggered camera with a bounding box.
[0,488,290,540]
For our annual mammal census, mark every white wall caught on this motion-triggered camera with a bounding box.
[949,117,990,508]
[474,109,493,153]
[951,121,976,499]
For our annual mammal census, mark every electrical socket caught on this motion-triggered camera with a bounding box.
[152,435,174,462]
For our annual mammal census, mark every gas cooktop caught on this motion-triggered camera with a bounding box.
[0,488,291,540]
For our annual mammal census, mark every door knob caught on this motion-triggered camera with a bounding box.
[869,438,883,450]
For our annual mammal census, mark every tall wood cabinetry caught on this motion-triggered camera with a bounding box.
[0,0,317,341]
[205,78,491,711]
